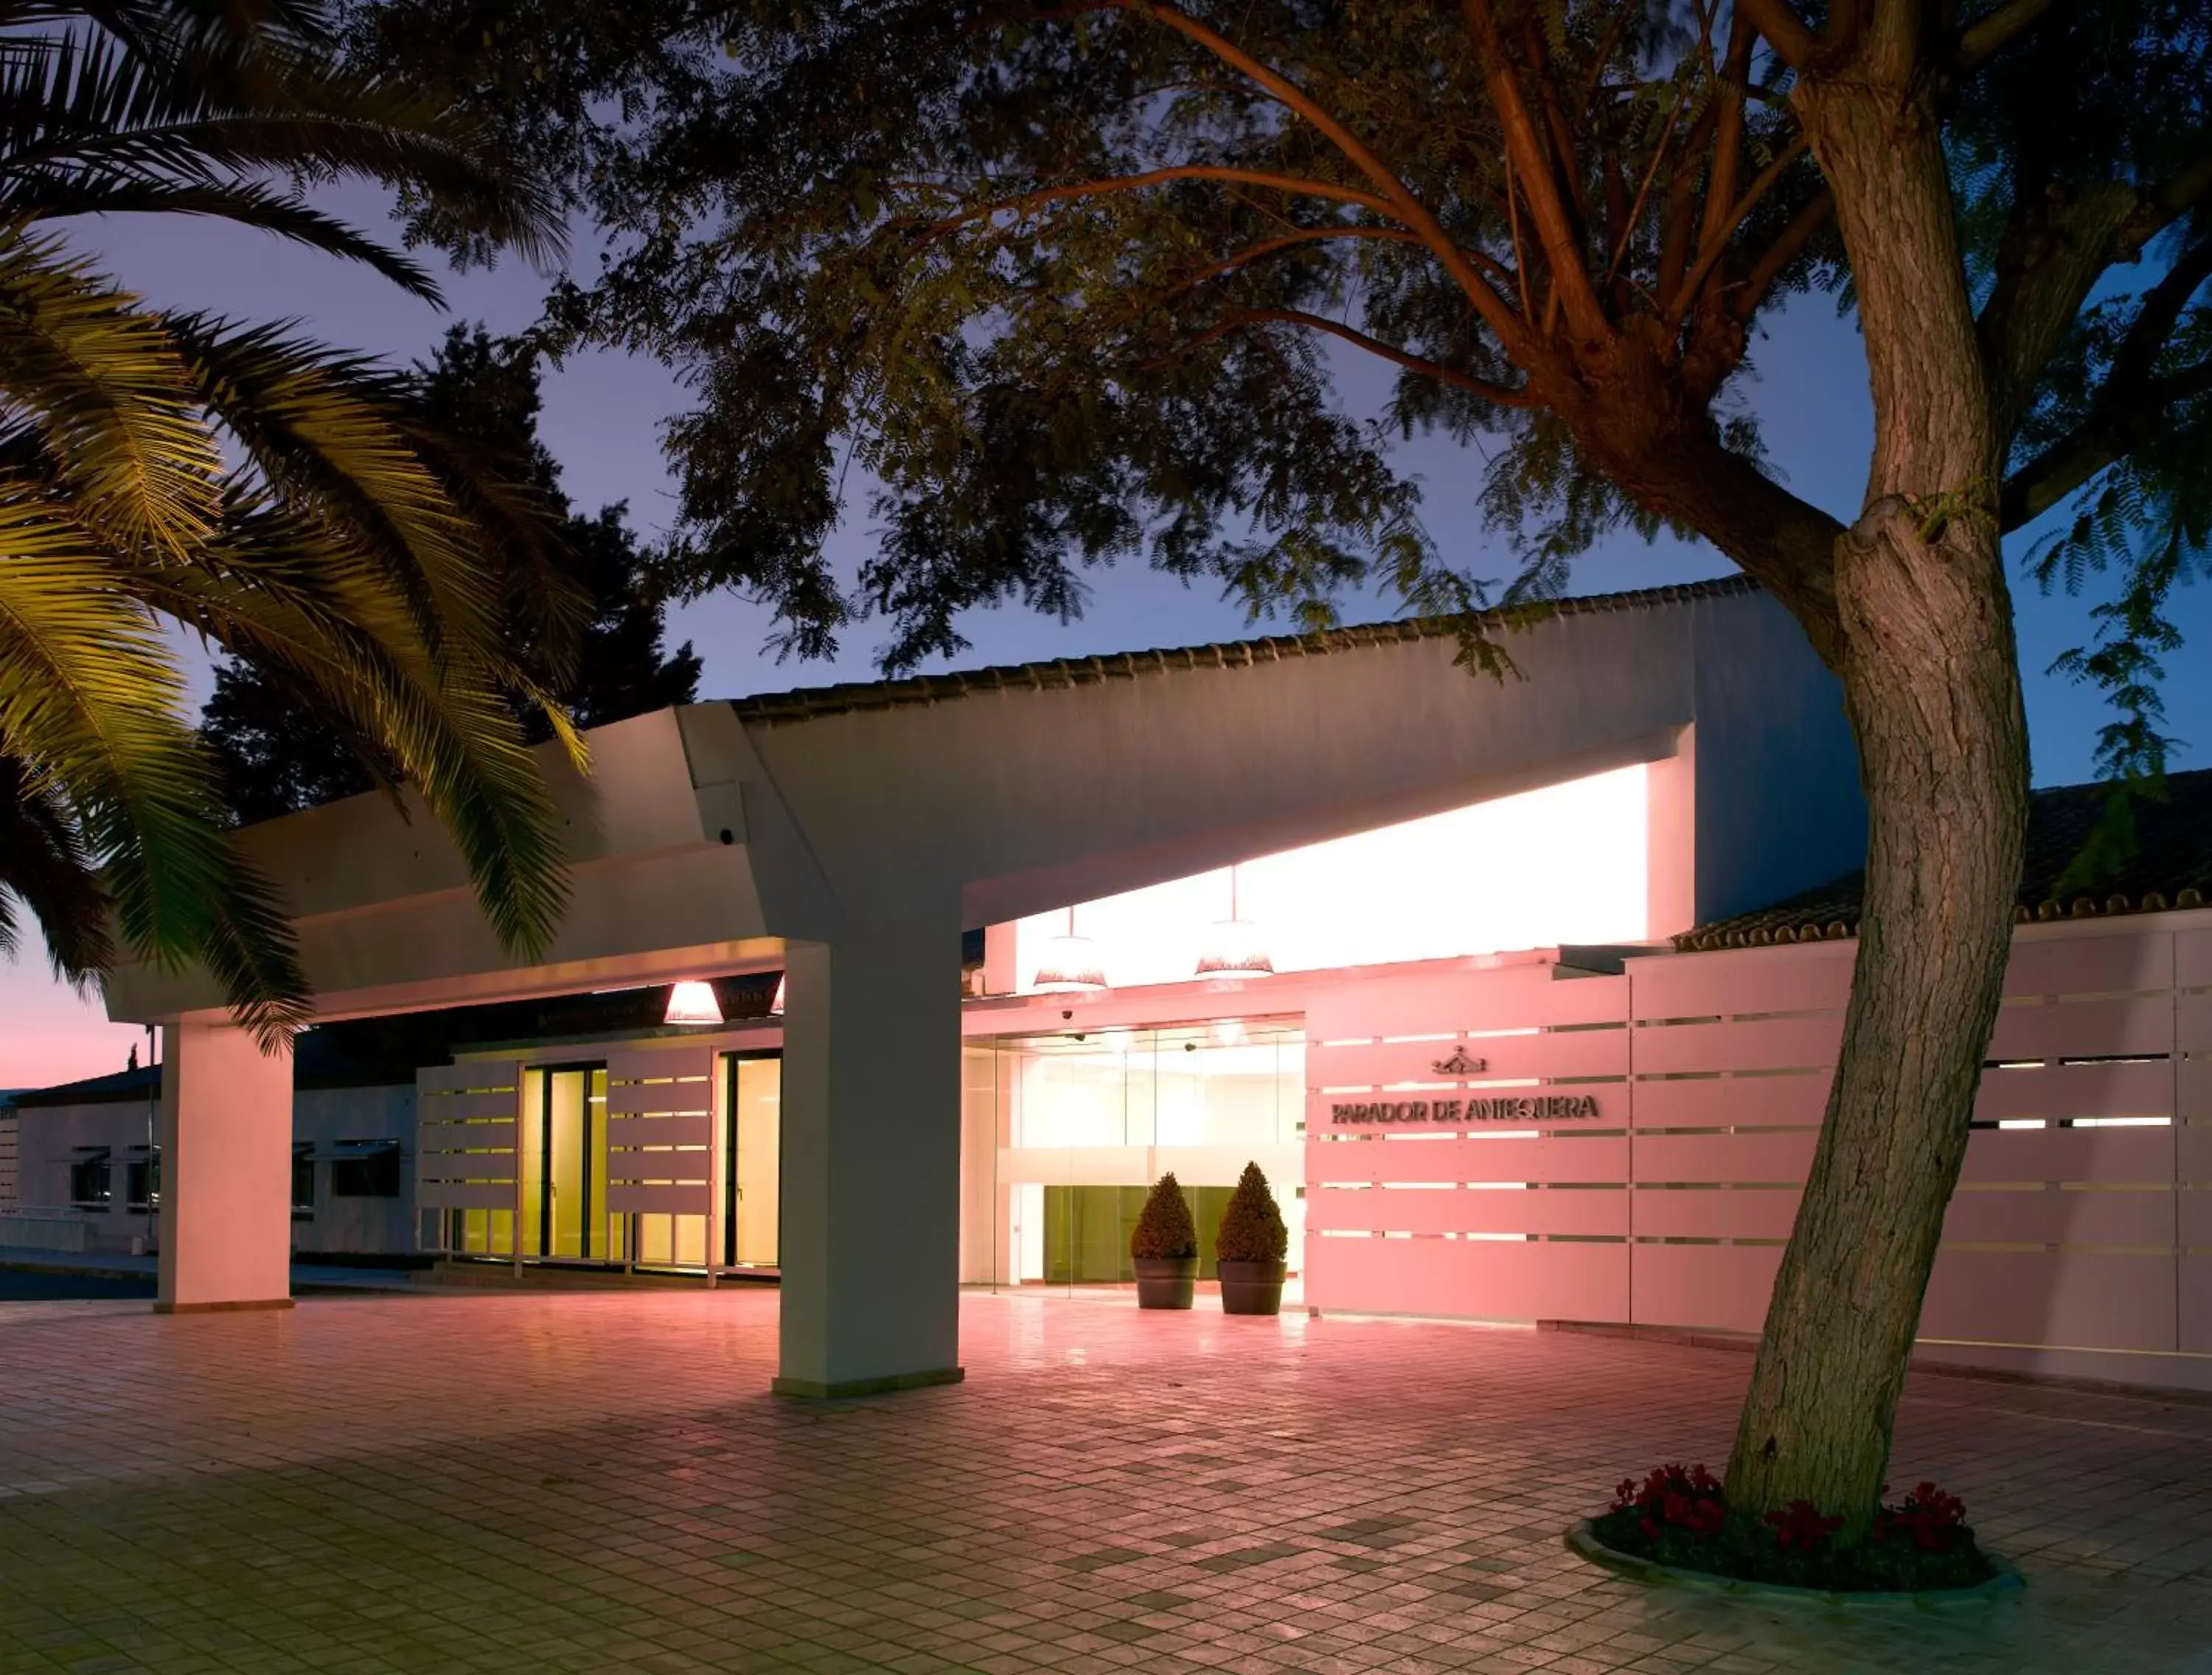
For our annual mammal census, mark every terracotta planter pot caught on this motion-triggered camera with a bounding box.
[1133,1256,1197,1309]
[1217,1258,1287,1316]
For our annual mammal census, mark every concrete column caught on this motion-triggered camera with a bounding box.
[774,905,964,1397]
[156,1022,295,1314]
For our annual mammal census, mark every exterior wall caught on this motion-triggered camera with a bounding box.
[4,1084,415,1257]
[420,1025,781,1268]
[1301,912,2212,1393]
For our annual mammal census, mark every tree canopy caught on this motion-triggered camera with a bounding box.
[347,0,2208,699]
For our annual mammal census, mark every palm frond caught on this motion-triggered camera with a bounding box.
[0,750,112,986]
[0,234,220,557]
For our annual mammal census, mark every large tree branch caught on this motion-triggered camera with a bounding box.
[1460,0,1610,342]
[1184,307,1535,405]
[1730,187,1834,319]
[1731,0,1818,69]
[1999,238,2212,526]
[1980,139,2212,440]
[1132,3,1526,344]
[1666,133,1811,324]
[2000,355,2212,529]
[1953,0,2073,69]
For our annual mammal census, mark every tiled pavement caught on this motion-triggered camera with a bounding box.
[2,1290,2210,1674]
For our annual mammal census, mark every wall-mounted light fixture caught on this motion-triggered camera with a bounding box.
[664,979,724,1027]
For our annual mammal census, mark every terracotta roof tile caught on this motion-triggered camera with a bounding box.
[1676,767,2212,950]
[728,576,1759,725]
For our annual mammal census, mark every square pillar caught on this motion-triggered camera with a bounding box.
[774,910,964,1397]
[156,1022,295,1314]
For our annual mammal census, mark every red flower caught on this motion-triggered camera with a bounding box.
[1764,1500,1843,1553]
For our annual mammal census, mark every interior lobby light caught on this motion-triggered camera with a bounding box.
[664,980,723,1027]
[1032,906,1107,993]
[1195,864,1274,978]
[771,974,787,1015]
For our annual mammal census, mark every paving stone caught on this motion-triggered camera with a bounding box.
[1,1291,2211,1671]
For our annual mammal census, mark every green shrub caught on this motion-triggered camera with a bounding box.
[1130,1173,1198,1261]
[1214,1162,1287,1264]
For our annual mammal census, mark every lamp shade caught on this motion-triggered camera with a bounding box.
[1032,934,1107,992]
[1195,919,1274,978]
[664,979,723,1026]
[770,974,787,1015]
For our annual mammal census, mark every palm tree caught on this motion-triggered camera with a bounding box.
[0,0,580,1038]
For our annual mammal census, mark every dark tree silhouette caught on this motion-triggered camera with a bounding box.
[204,325,702,824]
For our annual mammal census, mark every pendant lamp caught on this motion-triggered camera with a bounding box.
[1032,905,1107,992]
[1196,864,1273,978]
[664,979,723,1026]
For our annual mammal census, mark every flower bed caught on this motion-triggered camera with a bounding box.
[1586,1464,1998,1594]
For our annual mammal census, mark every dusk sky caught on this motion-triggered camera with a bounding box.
[3,188,2206,1088]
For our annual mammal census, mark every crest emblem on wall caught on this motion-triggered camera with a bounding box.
[1432,1045,1489,1076]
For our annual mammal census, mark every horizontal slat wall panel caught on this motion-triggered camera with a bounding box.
[605,1113,711,1151]
[1309,1235,1628,1321]
[1959,1126,2174,1185]
[419,1118,517,1155]
[604,1046,714,1215]
[417,1183,513,1211]
[1632,1130,1820,1183]
[1975,1061,2174,1121]
[1630,1073,1831,1129]
[1632,1014,1843,1076]
[605,1183,709,1216]
[1945,1186,2174,1247]
[1986,996,2173,1061]
[1312,1185,1627,1238]
[418,1062,518,1096]
[1310,1135,1463,1185]
[1631,945,1853,1019]
[1314,1029,1628,1089]
[2185,1256,2212,1354]
[608,1079,714,1117]
[1311,1134,1631,1185]
[1922,1250,2176,1352]
[2181,927,2212,989]
[1632,1244,1784,1333]
[2181,993,2212,1046]
[421,1090,519,1124]
[2177,1188,2212,1247]
[1632,1188,1799,1241]
[2006,930,2174,996]
[416,1059,521,1225]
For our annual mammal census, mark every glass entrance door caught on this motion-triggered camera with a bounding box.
[723,1054,781,1268]
[521,1065,609,1261]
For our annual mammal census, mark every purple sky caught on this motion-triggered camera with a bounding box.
[4,190,2205,1087]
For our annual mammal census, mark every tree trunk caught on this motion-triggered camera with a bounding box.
[1722,70,2031,1536]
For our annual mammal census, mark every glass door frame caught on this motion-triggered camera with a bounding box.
[527,1059,608,1263]
[721,1048,783,1271]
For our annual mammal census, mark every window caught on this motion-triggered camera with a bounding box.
[126,1149,160,1211]
[291,1144,315,1218]
[330,1139,403,1199]
[69,1149,111,1209]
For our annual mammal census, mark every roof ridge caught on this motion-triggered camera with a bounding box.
[728,574,1759,725]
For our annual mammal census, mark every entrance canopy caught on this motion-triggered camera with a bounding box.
[105,577,1860,1026]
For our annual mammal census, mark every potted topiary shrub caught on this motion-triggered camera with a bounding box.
[1130,1172,1198,1309]
[1215,1161,1289,1315]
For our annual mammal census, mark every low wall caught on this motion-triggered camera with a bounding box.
[1305,916,2212,1393]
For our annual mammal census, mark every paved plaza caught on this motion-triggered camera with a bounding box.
[1,1289,2210,1674]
